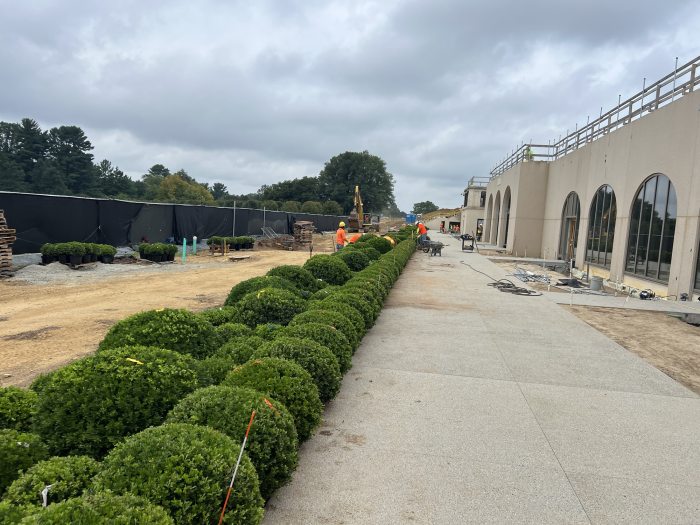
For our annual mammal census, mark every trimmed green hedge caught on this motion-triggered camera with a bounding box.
[320,291,378,327]
[195,340,256,386]
[33,346,198,458]
[289,309,360,350]
[308,301,366,335]
[358,235,393,254]
[223,358,322,441]
[280,322,352,374]
[237,288,306,327]
[253,337,341,402]
[336,249,370,271]
[224,276,299,305]
[303,255,352,285]
[167,386,298,500]
[267,265,325,292]
[198,306,239,326]
[92,423,264,525]
[4,455,100,507]
[0,430,49,495]
[0,387,37,432]
[253,323,284,340]
[216,322,253,343]
[98,308,218,359]
[19,493,173,524]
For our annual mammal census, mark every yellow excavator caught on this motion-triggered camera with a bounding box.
[347,185,379,232]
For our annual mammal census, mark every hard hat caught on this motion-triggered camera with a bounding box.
[339,221,346,227]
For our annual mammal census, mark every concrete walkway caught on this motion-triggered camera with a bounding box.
[264,233,700,524]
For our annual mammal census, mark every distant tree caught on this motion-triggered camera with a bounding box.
[30,160,68,194]
[322,201,343,215]
[281,200,301,212]
[96,159,135,197]
[258,176,320,202]
[211,182,228,200]
[0,152,27,191]
[141,164,170,200]
[301,201,323,214]
[242,199,259,209]
[260,200,279,211]
[46,125,97,195]
[318,151,395,213]
[412,201,439,215]
[156,174,215,205]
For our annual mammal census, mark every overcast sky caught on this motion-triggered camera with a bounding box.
[1,1,699,211]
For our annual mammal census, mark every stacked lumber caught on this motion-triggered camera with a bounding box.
[0,209,16,277]
[293,221,315,246]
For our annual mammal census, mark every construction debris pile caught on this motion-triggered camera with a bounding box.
[0,209,16,277]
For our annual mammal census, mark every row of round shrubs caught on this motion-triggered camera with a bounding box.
[0,232,417,523]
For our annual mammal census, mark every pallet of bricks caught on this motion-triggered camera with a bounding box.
[0,209,16,277]
[293,221,315,248]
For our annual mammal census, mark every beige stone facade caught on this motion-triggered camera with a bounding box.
[483,89,700,300]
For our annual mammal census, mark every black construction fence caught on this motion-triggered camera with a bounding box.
[0,191,345,255]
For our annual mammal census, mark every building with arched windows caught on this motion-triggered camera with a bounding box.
[481,57,700,300]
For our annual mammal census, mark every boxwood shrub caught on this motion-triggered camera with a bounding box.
[355,245,381,261]
[280,323,352,374]
[98,308,218,359]
[252,337,341,402]
[309,285,341,301]
[198,306,239,326]
[223,358,322,441]
[0,387,37,432]
[303,255,352,285]
[224,276,299,306]
[92,423,263,525]
[215,322,253,343]
[195,340,256,386]
[360,235,393,254]
[0,430,49,495]
[289,309,360,350]
[320,291,378,327]
[267,265,325,293]
[308,301,366,335]
[337,249,370,271]
[254,323,284,340]
[4,455,100,507]
[167,386,298,500]
[20,492,173,524]
[33,346,199,458]
[237,288,306,327]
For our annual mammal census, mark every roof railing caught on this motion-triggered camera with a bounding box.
[489,55,700,178]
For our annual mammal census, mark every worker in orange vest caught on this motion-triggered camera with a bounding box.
[335,222,348,251]
[348,233,362,244]
[417,222,428,242]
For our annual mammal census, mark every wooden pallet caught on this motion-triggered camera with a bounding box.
[0,209,15,277]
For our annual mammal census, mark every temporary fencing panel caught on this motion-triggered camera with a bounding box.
[0,191,345,254]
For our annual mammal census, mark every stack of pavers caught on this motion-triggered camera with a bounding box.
[293,221,315,247]
[0,209,16,277]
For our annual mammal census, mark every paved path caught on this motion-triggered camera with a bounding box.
[265,233,700,524]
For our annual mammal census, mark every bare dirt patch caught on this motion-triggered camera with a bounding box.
[0,248,317,387]
[566,306,700,395]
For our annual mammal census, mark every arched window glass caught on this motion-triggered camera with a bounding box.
[559,192,580,260]
[585,185,617,268]
[625,174,676,282]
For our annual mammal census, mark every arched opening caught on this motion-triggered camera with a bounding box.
[559,192,580,261]
[585,185,617,268]
[492,191,501,245]
[625,173,677,282]
[498,187,512,248]
[484,194,493,242]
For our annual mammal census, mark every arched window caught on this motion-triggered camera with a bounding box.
[585,185,617,268]
[625,174,676,282]
[559,192,580,260]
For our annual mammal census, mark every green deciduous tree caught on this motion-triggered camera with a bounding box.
[322,200,343,215]
[412,201,439,214]
[301,201,323,214]
[281,200,301,212]
[318,151,395,213]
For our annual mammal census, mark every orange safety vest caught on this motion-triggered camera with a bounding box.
[336,228,347,245]
[417,223,428,235]
[348,233,362,244]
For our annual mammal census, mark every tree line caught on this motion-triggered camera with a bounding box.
[0,118,402,216]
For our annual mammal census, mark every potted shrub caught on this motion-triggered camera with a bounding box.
[66,242,86,266]
[99,244,117,264]
[164,244,177,262]
[40,244,57,265]
[232,236,242,251]
[52,243,70,264]
[239,236,255,250]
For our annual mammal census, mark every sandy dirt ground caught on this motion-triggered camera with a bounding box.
[0,249,316,388]
[566,306,700,395]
